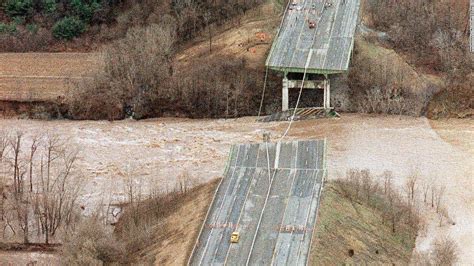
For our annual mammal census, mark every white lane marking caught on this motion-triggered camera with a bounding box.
[296,170,320,264]
[245,167,278,266]
[197,145,241,265]
[223,144,262,265]
[270,142,300,265]
[321,0,342,69]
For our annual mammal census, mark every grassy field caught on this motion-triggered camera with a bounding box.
[310,182,417,265]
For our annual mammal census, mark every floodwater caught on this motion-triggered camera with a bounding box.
[0,114,472,264]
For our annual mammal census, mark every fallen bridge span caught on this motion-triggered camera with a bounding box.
[189,140,327,266]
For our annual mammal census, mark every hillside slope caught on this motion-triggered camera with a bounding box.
[128,180,219,265]
[175,3,280,69]
[133,180,417,265]
[310,183,416,264]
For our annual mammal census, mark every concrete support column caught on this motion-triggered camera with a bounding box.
[282,76,289,111]
[323,78,331,109]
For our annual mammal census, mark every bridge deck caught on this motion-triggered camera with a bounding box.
[266,0,360,74]
[189,140,326,266]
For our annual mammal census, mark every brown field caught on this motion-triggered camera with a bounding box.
[0,53,101,101]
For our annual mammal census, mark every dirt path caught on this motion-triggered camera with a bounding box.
[0,114,472,264]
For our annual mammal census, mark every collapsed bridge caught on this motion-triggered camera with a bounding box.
[188,140,327,266]
[265,0,361,112]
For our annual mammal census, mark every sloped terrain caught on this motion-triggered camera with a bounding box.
[176,3,279,70]
[310,183,416,264]
[129,180,219,265]
[354,39,443,94]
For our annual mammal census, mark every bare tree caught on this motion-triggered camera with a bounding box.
[32,134,82,244]
[68,23,176,120]
[28,135,40,193]
[204,11,213,53]
[406,172,418,202]
[433,236,458,265]
[430,184,436,208]
[382,170,393,195]
[177,171,193,193]
[0,131,8,221]
[9,131,24,196]
[422,180,430,204]
[361,169,375,205]
[0,131,7,162]
[435,186,446,213]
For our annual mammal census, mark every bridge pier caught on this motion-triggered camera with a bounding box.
[282,76,289,111]
[281,75,331,112]
[323,78,331,109]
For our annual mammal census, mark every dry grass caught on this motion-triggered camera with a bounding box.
[310,182,417,265]
[120,179,219,265]
[346,38,441,116]
[0,53,101,102]
[354,39,442,94]
[175,3,279,70]
[59,179,219,265]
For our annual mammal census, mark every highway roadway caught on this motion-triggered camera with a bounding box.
[189,140,326,266]
[266,0,361,73]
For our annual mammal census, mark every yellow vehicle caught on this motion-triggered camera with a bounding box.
[230,232,240,243]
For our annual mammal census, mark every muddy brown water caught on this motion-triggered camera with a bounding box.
[0,114,472,264]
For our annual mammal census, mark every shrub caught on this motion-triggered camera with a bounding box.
[433,237,458,266]
[66,75,124,120]
[61,218,125,265]
[12,15,25,24]
[347,40,437,116]
[71,0,101,22]
[67,23,176,120]
[26,23,37,33]
[169,56,264,118]
[4,0,33,17]
[42,0,56,14]
[362,0,473,118]
[0,23,17,34]
[335,169,422,235]
[52,16,85,40]
[428,75,474,119]
[365,0,470,71]
[0,27,53,51]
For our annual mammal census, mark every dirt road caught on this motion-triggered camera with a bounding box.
[0,114,472,264]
